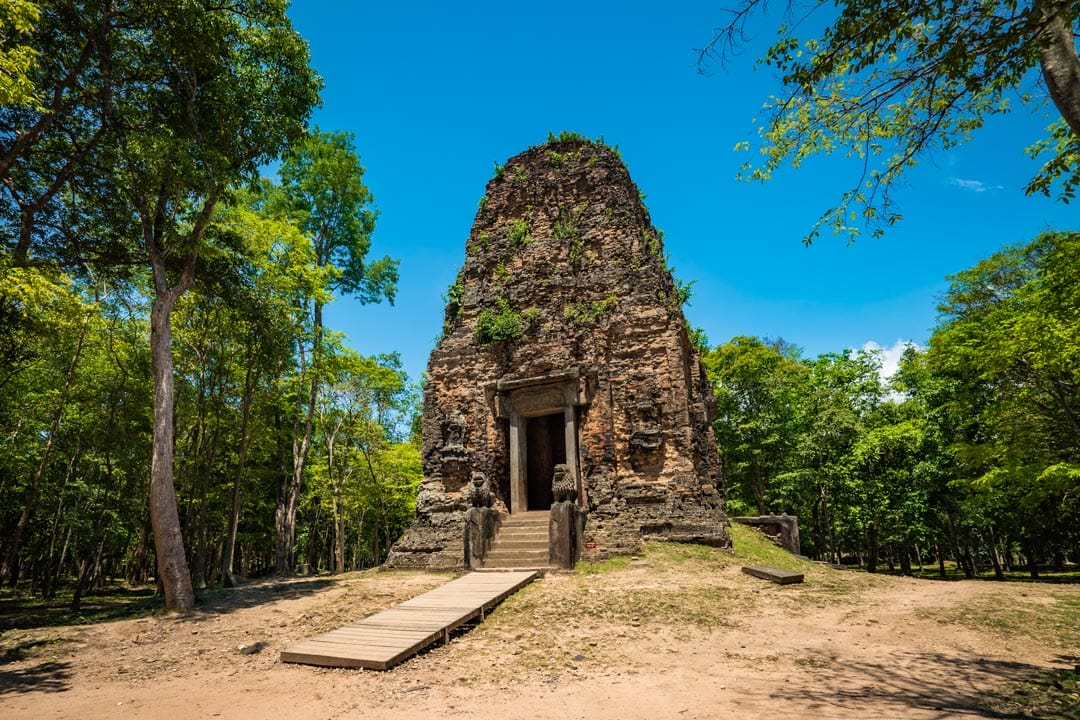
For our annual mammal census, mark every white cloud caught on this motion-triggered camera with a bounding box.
[861,339,922,384]
[950,177,1004,193]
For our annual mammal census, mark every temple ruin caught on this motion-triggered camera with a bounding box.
[387,136,730,569]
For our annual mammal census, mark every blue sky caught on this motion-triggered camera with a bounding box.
[287,1,1075,384]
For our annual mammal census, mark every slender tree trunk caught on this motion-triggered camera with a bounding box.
[148,271,195,613]
[1022,539,1040,579]
[936,542,947,578]
[899,543,912,577]
[866,525,878,573]
[221,361,256,586]
[276,300,323,573]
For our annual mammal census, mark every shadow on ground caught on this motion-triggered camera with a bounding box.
[777,650,1080,719]
[0,576,338,633]
[0,660,72,696]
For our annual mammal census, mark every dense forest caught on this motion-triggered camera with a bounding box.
[2,1,1077,612]
[705,231,1080,576]
[0,1,419,610]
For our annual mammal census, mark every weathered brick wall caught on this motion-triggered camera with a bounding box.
[387,138,730,569]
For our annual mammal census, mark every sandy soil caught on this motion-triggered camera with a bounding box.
[1,551,1077,720]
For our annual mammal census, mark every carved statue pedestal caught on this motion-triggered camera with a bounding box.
[549,501,587,569]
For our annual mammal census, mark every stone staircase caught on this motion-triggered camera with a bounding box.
[479,511,554,570]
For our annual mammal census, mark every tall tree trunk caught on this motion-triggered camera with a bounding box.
[1036,0,1080,138]
[865,524,878,573]
[221,360,257,586]
[147,255,196,613]
[899,543,912,576]
[276,300,323,573]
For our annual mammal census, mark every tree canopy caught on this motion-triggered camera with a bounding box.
[701,0,1080,242]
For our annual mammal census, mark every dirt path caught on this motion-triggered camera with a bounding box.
[2,554,1077,719]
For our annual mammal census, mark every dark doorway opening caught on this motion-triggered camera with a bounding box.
[525,412,565,510]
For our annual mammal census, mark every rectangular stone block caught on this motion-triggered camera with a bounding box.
[741,565,804,585]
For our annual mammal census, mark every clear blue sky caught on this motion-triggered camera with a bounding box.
[287,1,1075,384]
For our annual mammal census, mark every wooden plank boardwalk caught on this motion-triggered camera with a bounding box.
[280,570,537,670]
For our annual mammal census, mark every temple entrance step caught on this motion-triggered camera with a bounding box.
[480,511,554,571]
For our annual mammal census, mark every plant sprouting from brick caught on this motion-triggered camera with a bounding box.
[672,277,694,307]
[476,298,536,344]
[478,231,490,252]
[493,262,511,285]
[478,195,488,211]
[493,161,505,180]
[564,294,619,325]
[548,130,587,144]
[644,228,663,259]
[554,204,585,240]
[511,165,528,182]
[568,238,585,268]
[442,280,465,333]
[442,281,463,307]
[508,218,530,246]
[553,218,576,241]
[548,150,566,168]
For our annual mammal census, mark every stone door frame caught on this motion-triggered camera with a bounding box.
[492,369,590,514]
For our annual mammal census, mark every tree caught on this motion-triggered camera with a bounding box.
[267,130,397,574]
[701,0,1080,241]
[703,335,806,514]
[928,231,1080,575]
[4,1,320,611]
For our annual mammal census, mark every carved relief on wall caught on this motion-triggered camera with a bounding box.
[628,392,664,472]
[438,412,471,491]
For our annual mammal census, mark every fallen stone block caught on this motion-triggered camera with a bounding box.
[741,565,804,585]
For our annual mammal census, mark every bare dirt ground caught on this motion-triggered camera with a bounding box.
[2,538,1078,720]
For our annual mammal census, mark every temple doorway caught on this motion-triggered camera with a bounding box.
[525,412,565,510]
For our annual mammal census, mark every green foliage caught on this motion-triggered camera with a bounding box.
[703,233,1080,573]
[702,0,1080,242]
[475,298,526,344]
[274,129,397,305]
[443,281,463,308]
[507,218,531,246]
[686,324,710,356]
[0,0,40,108]
[927,231,1080,570]
[510,165,528,182]
[493,262,511,285]
[547,130,588,144]
[492,161,505,180]
[671,277,694,308]
[563,294,619,325]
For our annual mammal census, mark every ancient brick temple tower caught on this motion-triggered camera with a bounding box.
[387,137,730,568]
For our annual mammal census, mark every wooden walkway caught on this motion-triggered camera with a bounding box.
[280,570,537,670]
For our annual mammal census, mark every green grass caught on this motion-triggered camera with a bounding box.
[0,584,161,633]
[987,668,1080,720]
[728,523,809,571]
[925,590,1080,648]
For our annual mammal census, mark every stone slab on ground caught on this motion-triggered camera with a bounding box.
[741,565,805,585]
